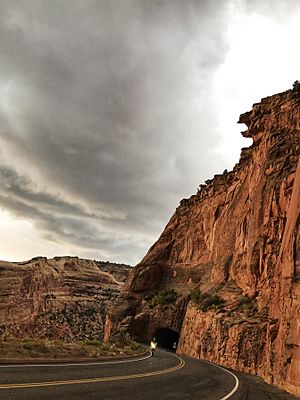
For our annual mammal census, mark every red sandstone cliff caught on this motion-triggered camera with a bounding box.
[0,256,130,340]
[107,87,300,396]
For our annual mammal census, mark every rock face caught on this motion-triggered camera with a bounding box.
[107,88,300,396]
[0,256,130,340]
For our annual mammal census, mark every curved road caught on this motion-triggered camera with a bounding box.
[0,350,297,400]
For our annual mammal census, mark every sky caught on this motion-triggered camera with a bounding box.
[0,0,300,265]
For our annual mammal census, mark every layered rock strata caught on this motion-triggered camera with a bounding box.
[107,87,300,396]
[0,256,130,340]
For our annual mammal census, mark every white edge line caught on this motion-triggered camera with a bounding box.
[0,348,238,399]
[210,362,240,400]
[0,353,152,369]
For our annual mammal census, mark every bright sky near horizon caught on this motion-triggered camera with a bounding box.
[0,0,300,265]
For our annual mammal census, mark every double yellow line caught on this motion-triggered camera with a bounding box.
[0,357,185,390]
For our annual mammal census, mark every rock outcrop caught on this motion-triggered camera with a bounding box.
[107,87,300,396]
[0,256,130,340]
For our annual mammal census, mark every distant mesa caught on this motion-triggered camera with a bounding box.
[0,256,131,341]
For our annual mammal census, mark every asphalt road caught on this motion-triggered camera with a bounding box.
[0,350,298,400]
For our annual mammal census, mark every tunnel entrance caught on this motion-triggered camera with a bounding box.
[153,328,179,351]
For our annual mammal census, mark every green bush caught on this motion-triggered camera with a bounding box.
[190,287,202,303]
[22,339,50,353]
[190,288,224,312]
[149,289,177,307]
[236,295,257,312]
[84,339,103,347]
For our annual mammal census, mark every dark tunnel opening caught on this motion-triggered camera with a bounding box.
[153,328,179,351]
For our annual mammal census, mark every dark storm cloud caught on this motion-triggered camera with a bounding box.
[0,0,252,263]
[0,188,129,256]
[0,163,103,218]
[0,162,135,258]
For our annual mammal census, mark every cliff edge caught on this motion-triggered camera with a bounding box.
[106,87,300,396]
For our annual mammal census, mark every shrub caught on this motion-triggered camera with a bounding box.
[236,295,257,312]
[149,289,177,308]
[22,339,50,354]
[84,339,103,347]
[190,287,202,303]
[200,294,224,311]
[190,288,225,312]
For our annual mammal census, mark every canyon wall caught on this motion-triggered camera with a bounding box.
[0,256,130,340]
[107,87,300,395]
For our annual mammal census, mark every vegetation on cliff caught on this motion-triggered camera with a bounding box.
[148,288,178,308]
[189,288,225,311]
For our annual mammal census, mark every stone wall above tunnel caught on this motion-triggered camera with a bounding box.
[128,297,188,343]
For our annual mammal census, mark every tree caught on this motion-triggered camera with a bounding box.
[292,80,300,92]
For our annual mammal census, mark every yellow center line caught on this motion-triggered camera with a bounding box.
[0,358,185,390]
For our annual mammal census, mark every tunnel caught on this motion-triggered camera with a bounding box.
[153,328,179,351]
